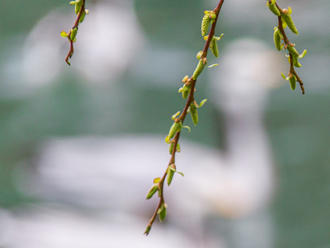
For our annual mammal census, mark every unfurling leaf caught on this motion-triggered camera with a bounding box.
[171,111,181,121]
[60,31,68,38]
[198,99,207,108]
[182,125,191,132]
[298,49,307,59]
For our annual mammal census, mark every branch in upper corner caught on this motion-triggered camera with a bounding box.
[60,0,89,66]
[267,0,306,94]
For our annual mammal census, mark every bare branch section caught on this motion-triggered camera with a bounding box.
[144,0,225,236]
[60,0,89,65]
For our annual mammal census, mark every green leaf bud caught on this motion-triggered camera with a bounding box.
[182,89,190,99]
[144,226,151,235]
[281,72,287,80]
[266,0,281,16]
[291,55,302,67]
[190,103,198,126]
[169,142,174,155]
[168,121,182,139]
[146,184,158,199]
[158,204,167,222]
[167,164,176,186]
[165,135,171,144]
[289,75,296,90]
[201,14,211,36]
[79,10,86,23]
[182,75,189,83]
[196,51,203,60]
[287,45,299,57]
[273,28,282,51]
[209,11,217,20]
[178,84,190,93]
[281,12,298,35]
[192,60,205,80]
[70,28,78,41]
[176,143,181,153]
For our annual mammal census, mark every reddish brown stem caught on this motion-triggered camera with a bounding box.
[276,4,305,94]
[65,0,86,65]
[144,0,225,236]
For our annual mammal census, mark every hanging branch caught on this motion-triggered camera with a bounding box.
[267,0,307,94]
[144,0,225,236]
[60,0,89,65]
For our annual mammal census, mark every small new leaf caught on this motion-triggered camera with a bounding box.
[298,49,307,59]
[60,31,68,38]
[146,184,158,200]
[198,99,207,108]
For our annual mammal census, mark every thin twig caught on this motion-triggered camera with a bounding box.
[144,0,225,235]
[65,0,86,65]
[275,3,305,94]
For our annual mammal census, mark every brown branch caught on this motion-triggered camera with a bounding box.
[275,3,305,94]
[144,0,225,236]
[65,0,86,65]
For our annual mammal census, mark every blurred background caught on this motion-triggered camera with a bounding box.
[0,0,330,247]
